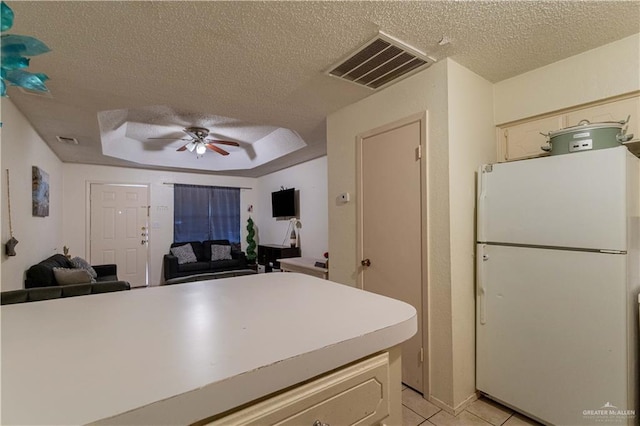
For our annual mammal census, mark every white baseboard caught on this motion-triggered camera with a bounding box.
[428,391,479,416]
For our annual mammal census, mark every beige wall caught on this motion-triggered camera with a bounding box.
[1,99,64,290]
[255,156,328,260]
[326,58,495,410]
[494,33,640,124]
[446,61,496,407]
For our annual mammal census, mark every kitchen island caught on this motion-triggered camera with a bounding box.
[1,273,416,425]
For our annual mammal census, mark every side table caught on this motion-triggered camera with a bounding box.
[277,257,328,280]
[258,244,300,272]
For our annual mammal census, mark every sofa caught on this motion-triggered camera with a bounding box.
[164,240,249,281]
[1,282,131,305]
[1,254,131,305]
[24,254,130,290]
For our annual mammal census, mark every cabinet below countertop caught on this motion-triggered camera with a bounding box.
[204,347,401,426]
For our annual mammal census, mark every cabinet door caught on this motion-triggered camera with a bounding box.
[207,353,391,426]
[565,96,640,143]
[500,116,564,161]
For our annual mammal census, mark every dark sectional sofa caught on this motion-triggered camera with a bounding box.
[0,254,131,305]
[164,240,248,281]
[2,282,131,305]
[25,254,126,288]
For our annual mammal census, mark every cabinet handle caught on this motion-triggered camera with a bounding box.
[313,421,329,426]
[503,128,509,161]
[361,258,371,267]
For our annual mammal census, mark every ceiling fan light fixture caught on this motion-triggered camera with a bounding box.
[148,125,240,157]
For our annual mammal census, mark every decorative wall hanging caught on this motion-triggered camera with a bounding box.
[1,1,51,97]
[5,169,18,256]
[32,165,49,217]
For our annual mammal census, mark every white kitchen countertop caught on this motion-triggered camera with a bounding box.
[1,273,416,425]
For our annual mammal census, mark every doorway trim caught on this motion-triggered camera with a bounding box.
[85,181,151,286]
[355,111,430,396]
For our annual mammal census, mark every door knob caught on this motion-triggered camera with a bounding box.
[361,258,371,267]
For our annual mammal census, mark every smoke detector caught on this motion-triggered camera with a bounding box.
[326,31,435,90]
[56,136,78,145]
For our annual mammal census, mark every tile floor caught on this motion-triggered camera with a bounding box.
[401,385,543,426]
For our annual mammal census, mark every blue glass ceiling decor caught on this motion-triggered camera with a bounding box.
[1,1,51,97]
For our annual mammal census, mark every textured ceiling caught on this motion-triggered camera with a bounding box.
[4,1,640,177]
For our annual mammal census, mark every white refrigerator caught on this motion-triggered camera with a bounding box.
[476,146,639,426]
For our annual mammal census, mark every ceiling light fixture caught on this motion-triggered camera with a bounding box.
[147,126,240,158]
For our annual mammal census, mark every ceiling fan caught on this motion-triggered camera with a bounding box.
[148,126,239,156]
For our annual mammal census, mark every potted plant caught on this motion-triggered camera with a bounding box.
[246,217,257,264]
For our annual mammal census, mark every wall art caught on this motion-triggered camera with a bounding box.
[32,166,49,217]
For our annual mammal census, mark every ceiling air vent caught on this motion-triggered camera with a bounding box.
[326,31,435,90]
[17,86,53,98]
[56,136,78,145]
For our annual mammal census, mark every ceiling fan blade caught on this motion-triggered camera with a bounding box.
[208,139,240,147]
[147,137,190,141]
[183,128,199,139]
[206,143,230,156]
[176,144,188,151]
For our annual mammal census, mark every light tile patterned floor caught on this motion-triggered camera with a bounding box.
[401,386,543,426]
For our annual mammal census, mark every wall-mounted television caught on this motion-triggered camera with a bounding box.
[272,188,296,217]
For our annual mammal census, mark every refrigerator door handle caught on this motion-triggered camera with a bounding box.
[477,244,487,325]
[477,165,488,242]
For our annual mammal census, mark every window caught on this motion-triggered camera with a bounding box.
[174,184,240,243]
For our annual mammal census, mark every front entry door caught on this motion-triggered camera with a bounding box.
[90,184,149,287]
[358,114,426,393]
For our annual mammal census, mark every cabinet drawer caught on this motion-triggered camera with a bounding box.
[207,353,390,426]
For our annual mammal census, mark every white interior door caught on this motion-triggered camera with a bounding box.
[90,184,149,287]
[358,115,426,393]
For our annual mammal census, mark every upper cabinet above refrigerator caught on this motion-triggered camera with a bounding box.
[477,146,637,251]
[497,93,640,162]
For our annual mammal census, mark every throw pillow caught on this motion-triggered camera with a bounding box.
[70,256,98,278]
[170,244,198,264]
[53,267,94,285]
[211,244,232,261]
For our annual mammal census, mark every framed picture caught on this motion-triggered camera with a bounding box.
[32,166,49,217]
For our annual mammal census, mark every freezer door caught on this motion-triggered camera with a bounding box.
[477,146,630,251]
[476,244,633,426]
